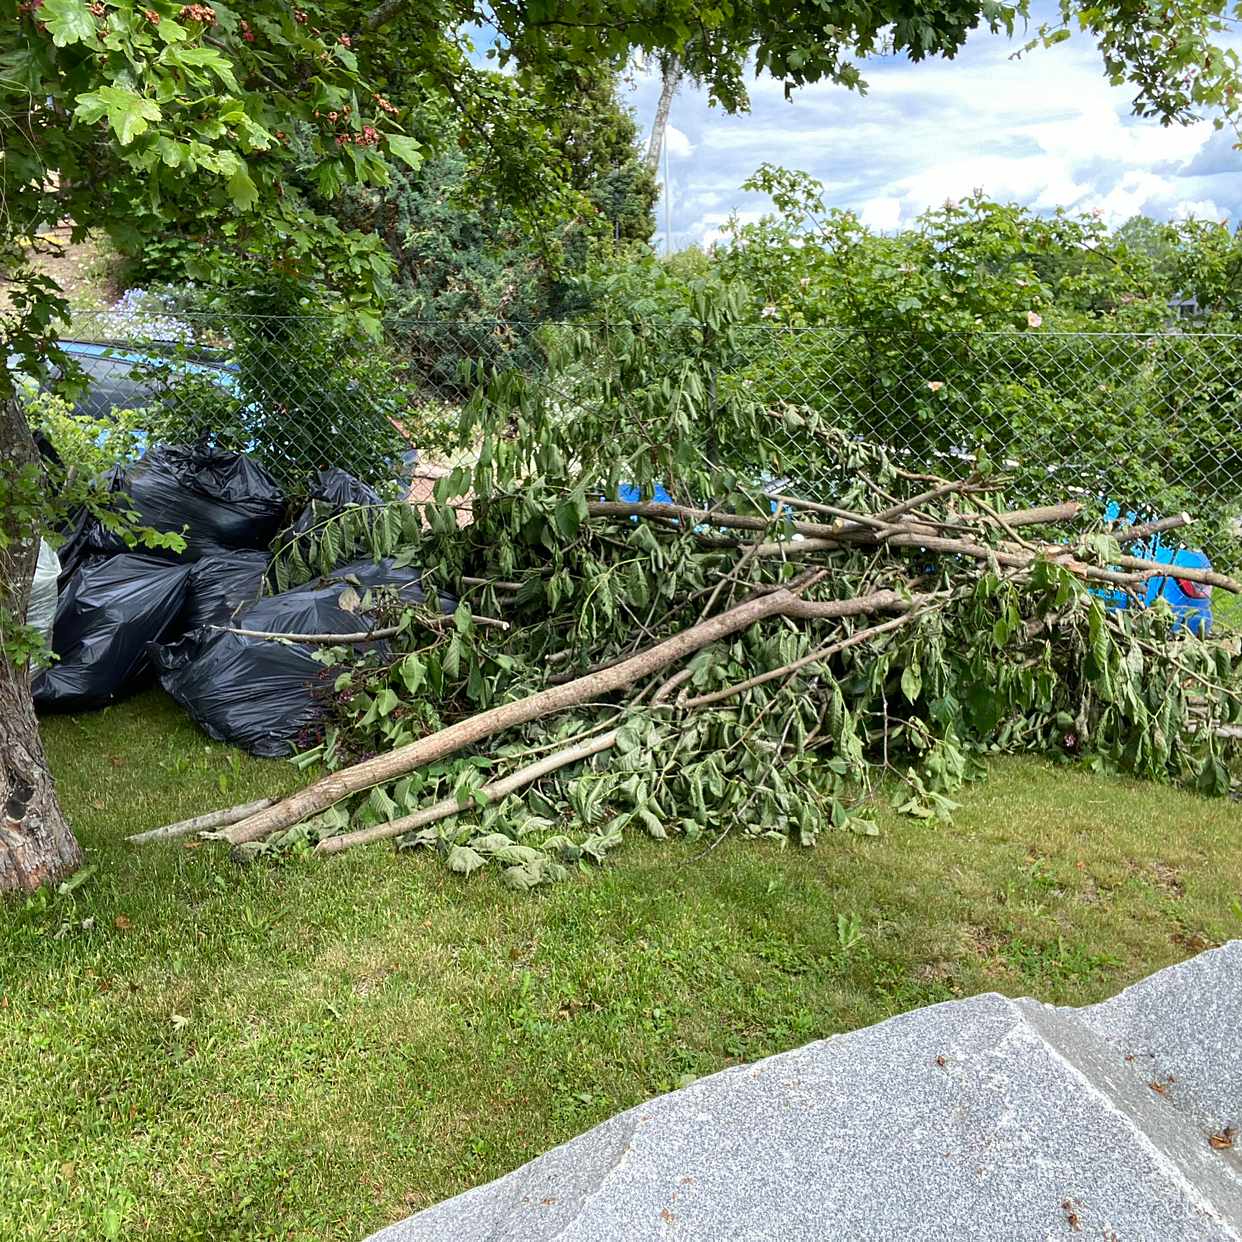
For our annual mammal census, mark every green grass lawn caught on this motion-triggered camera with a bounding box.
[2,689,1241,1241]
[1214,586,1242,632]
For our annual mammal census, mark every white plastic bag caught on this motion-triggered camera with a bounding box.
[26,539,60,645]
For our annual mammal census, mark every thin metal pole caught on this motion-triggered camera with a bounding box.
[664,127,672,257]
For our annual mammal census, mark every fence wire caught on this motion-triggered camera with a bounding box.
[59,309,1242,545]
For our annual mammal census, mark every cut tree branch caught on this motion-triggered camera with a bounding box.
[221,584,927,846]
[127,799,274,844]
[958,501,1083,529]
[1113,513,1193,543]
[680,602,947,709]
[314,670,695,856]
[216,615,510,642]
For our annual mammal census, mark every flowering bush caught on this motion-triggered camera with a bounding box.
[85,288,200,344]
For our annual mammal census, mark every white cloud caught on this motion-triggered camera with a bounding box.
[1171,198,1226,222]
[692,208,764,250]
[664,125,694,159]
[626,17,1241,244]
[858,197,903,231]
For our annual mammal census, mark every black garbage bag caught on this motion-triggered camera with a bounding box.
[181,550,271,632]
[34,554,194,712]
[86,445,286,560]
[52,508,98,586]
[153,558,453,757]
[289,467,381,536]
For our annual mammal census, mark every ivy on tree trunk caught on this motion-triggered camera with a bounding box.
[0,396,82,893]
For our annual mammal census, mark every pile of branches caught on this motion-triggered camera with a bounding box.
[140,438,1242,888]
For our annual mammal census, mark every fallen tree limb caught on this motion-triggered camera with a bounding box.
[1113,513,1193,543]
[878,532,1144,589]
[680,604,945,709]
[874,481,988,523]
[747,537,841,558]
[695,504,781,623]
[546,572,827,686]
[460,576,524,592]
[1005,542,1240,594]
[216,614,510,642]
[593,499,1230,595]
[316,728,622,855]
[590,496,1083,548]
[221,583,927,846]
[127,798,274,844]
[1108,555,1240,594]
[315,669,696,856]
[958,501,1083,529]
[587,499,840,541]
[769,495,895,531]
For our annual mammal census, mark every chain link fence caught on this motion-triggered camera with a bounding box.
[745,327,1242,528]
[57,307,1242,552]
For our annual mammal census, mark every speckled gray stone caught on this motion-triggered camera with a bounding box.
[1080,940,1242,1136]
[369,943,1242,1241]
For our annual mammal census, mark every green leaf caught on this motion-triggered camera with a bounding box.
[41,0,97,46]
[636,806,666,839]
[493,843,544,866]
[469,833,513,855]
[502,862,541,890]
[553,496,584,540]
[155,16,188,42]
[400,654,425,696]
[446,845,485,875]
[227,162,259,211]
[900,662,922,703]
[368,786,399,822]
[386,135,423,170]
[74,86,162,146]
[1198,754,1230,797]
[164,44,239,89]
[56,863,98,896]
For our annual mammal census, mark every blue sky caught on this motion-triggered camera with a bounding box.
[617,16,1242,251]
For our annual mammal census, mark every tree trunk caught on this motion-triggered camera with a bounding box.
[0,394,81,893]
[645,54,682,172]
[0,665,82,892]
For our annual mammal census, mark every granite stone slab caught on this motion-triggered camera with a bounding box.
[368,943,1242,1241]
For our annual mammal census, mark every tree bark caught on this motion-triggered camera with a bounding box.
[0,395,81,893]
[645,54,682,172]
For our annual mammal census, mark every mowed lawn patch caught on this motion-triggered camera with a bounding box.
[0,689,1238,1240]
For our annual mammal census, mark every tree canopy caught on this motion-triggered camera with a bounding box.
[4,0,1241,344]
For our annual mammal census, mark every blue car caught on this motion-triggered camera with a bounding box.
[1097,503,1213,634]
[46,339,242,458]
[53,339,241,413]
